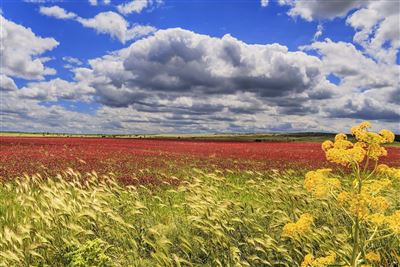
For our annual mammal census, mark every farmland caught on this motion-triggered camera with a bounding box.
[1,124,400,266]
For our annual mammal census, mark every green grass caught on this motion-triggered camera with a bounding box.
[1,168,399,266]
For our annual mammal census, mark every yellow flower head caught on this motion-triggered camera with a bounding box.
[301,254,314,267]
[368,213,386,226]
[370,196,390,213]
[337,191,350,205]
[301,251,336,267]
[365,251,381,262]
[367,143,387,160]
[335,133,347,141]
[385,210,400,234]
[321,140,334,152]
[379,129,395,143]
[282,213,313,237]
[305,169,340,198]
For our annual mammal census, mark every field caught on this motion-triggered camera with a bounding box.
[1,133,400,266]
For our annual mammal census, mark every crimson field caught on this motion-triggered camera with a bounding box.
[1,136,399,184]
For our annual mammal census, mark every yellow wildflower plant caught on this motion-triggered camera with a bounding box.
[300,251,336,267]
[379,129,395,143]
[304,169,340,198]
[299,121,398,267]
[385,211,400,234]
[282,213,313,238]
[365,251,380,263]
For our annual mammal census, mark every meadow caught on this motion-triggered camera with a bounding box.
[0,123,399,266]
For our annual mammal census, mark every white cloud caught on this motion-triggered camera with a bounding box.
[117,0,149,14]
[0,15,59,80]
[62,56,83,65]
[88,0,97,6]
[0,75,18,91]
[347,1,400,64]
[279,0,366,21]
[39,5,77,19]
[77,11,156,43]
[260,0,269,7]
[313,24,323,41]
[117,0,163,15]
[39,7,156,43]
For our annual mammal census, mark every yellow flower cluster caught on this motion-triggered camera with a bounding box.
[377,164,400,180]
[300,251,336,267]
[368,210,400,234]
[362,178,392,195]
[351,121,395,144]
[304,169,341,198]
[322,122,395,166]
[322,135,366,166]
[365,251,381,262]
[337,191,390,219]
[282,213,313,237]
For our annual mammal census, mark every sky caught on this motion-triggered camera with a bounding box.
[0,0,399,134]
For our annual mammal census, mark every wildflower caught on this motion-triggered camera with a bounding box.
[313,251,336,267]
[282,213,313,237]
[379,129,395,143]
[321,140,334,152]
[300,251,336,267]
[335,133,347,141]
[385,210,400,234]
[367,143,387,160]
[348,194,370,219]
[377,164,400,180]
[365,251,381,263]
[337,191,350,205]
[301,254,314,267]
[363,179,392,195]
[367,213,386,226]
[369,196,389,213]
[304,169,340,198]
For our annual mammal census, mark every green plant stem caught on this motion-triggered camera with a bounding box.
[351,162,362,267]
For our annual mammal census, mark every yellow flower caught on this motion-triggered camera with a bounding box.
[365,251,381,262]
[312,251,336,267]
[335,133,347,141]
[367,213,386,226]
[333,139,353,149]
[367,143,387,160]
[301,254,314,267]
[363,179,392,195]
[377,164,400,180]
[385,210,400,234]
[304,169,340,198]
[321,140,334,152]
[337,191,350,205]
[301,251,336,267]
[349,193,370,219]
[369,196,389,213]
[379,129,395,143]
[282,213,313,237]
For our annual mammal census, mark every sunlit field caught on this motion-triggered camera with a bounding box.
[1,122,399,266]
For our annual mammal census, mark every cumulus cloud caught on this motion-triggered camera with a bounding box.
[117,0,163,15]
[0,75,18,91]
[279,0,365,21]
[347,1,400,64]
[303,39,399,123]
[39,5,77,19]
[39,7,156,43]
[0,15,59,80]
[80,28,330,108]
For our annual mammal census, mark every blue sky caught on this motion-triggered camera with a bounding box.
[1,0,399,134]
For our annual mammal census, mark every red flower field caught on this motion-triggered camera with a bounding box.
[1,136,399,184]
